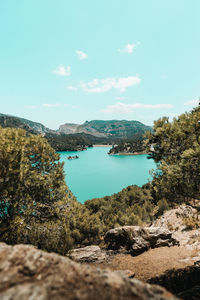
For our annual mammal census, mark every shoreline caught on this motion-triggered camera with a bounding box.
[109,151,146,156]
[93,144,111,147]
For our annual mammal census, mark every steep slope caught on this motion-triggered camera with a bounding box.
[0,115,37,134]
[0,113,55,135]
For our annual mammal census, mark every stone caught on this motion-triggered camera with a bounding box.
[69,245,109,263]
[151,205,200,262]
[104,226,179,256]
[0,243,178,300]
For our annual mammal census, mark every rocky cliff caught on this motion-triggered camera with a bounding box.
[0,113,55,135]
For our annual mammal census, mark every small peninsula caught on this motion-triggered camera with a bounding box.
[108,139,146,155]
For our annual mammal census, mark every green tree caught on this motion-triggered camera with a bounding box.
[0,127,75,253]
[145,105,200,202]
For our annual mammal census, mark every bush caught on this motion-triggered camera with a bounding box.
[85,185,155,233]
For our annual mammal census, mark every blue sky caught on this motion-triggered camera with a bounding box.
[0,0,199,129]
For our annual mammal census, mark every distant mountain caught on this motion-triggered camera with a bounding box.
[0,113,55,135]
[59,120,152,139]
[0,114,108,151]
[0,114,152,151]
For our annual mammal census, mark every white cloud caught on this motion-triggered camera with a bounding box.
[53,65,71,76]
[81,76,141,93]
[184,99,199,106]
[24,105,37,109]
[101,102,173,114]
[118,43,138,53]
[67,86,78,91]
[43,103,61,108]
[76,50,88,60]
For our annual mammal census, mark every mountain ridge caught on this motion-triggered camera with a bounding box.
[59,119,152,139]
[0,113,152,139]
[0,113,56,135]
[0,113,152,151]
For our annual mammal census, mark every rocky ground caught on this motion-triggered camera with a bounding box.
[0,204,199,299]
[70,205,200,299]
[0,243,177,300]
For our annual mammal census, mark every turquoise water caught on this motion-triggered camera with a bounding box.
[59,147,156,203]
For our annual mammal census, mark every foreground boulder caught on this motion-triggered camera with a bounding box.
[0,243,178,300]
[104,226,179,256]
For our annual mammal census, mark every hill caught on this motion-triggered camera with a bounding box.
[59,120,152,139]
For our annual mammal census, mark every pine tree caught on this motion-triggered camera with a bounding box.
[145,106,200,202]
[0,127,75,253]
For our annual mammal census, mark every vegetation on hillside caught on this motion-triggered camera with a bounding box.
[46,132,111,151]
[85,185,155,229]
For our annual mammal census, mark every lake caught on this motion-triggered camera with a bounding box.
[59,147,156,203]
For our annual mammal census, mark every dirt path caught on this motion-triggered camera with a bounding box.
[92,245,199,282]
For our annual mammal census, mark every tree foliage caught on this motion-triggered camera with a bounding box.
[145,106,200,202]
[85,185,155,231]
[0,127,74,221]
[0,127,77,253]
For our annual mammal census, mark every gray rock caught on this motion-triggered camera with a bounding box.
[0,243,178,300]
[104,226,179,256]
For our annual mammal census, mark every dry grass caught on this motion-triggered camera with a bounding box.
[91,246,199,282]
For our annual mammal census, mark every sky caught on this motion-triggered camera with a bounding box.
[0,0,200,130]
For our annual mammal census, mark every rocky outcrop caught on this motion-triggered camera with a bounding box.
[152,205,200,262]
[0,243,178,300]
[69,245,110,263]
[148,261,200,300]
[152,205,200,234]
[104,226,179,256]
[0,113,55,135]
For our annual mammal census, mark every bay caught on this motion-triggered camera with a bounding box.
[59,147,156,203]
